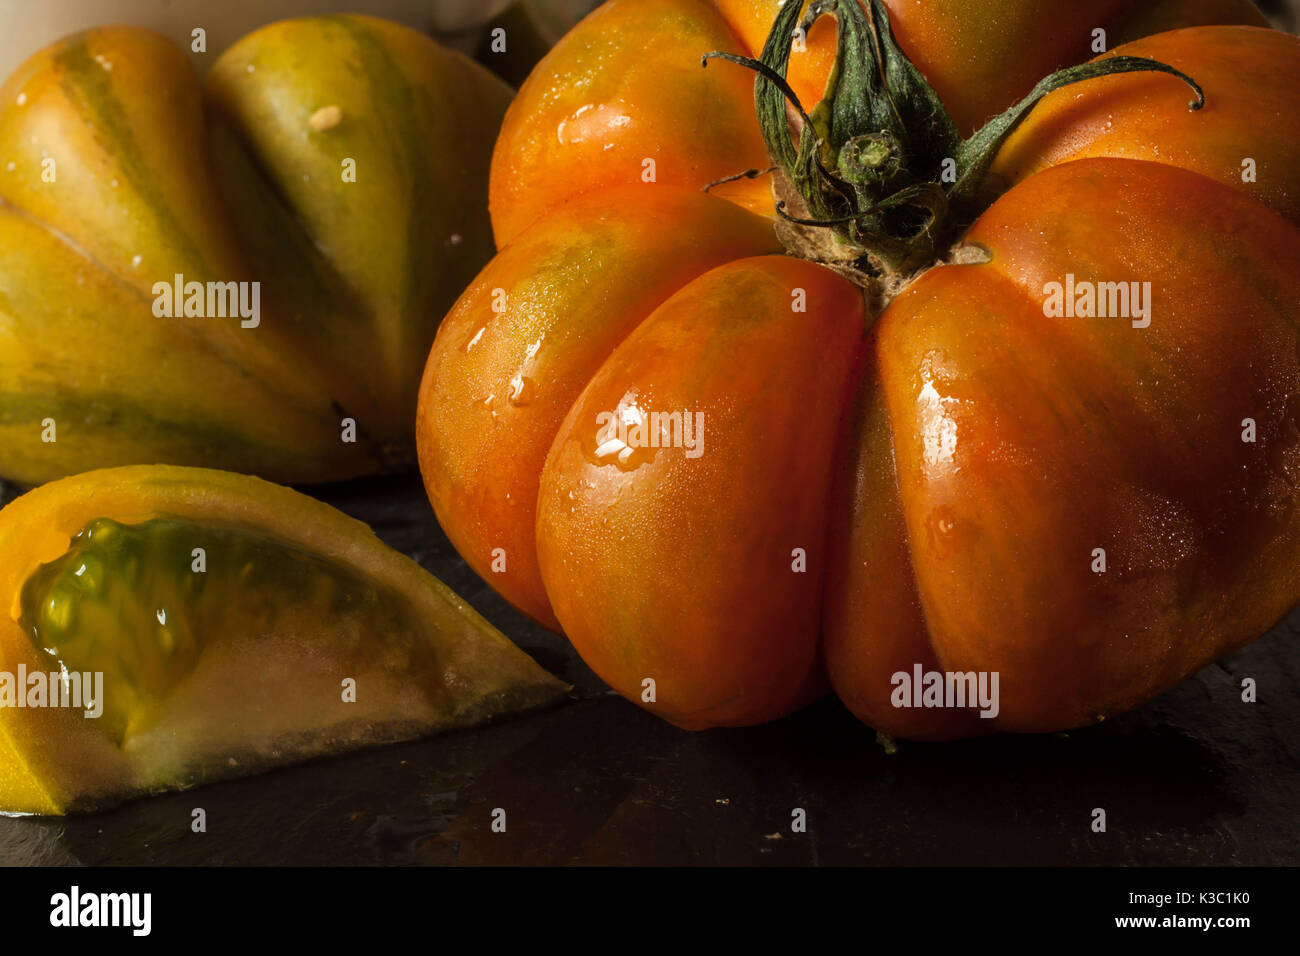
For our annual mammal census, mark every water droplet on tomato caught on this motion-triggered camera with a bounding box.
[508,376,537,406]
[925,506,959,557]
[556,103,631,145]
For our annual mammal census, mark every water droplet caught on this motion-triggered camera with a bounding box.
[15,92,26,107]
[918,381,957,472]
[556,103,631,145]
[507,375,537,406]
[926,506,958,557]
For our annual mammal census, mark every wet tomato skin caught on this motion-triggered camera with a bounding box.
[535,256,866,728]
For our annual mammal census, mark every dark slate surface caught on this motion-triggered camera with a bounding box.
[0,474,1296,866]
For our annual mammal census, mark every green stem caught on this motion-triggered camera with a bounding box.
[704,0,1207,276]
[949,55,1204,214]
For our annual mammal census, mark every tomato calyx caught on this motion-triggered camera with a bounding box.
[704,0,1206,280]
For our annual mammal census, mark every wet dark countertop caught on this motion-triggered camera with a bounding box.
[0,474,1296,866]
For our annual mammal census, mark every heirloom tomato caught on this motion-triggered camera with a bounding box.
[419,0,1300,737]
[0,16,510,485]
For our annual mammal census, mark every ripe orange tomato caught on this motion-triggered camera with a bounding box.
[419,0,1300,738]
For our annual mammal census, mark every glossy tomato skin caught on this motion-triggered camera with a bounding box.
[489,0,773,247]
[422,2,1300,736]
[535,256,866,728]
[822,345,991,741]
[852,158,1300,732]
[491,0,1269,246]
[988,27,1300,222]
[417,189,782,629]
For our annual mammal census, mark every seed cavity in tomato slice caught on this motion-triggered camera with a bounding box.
[18,515,439,747]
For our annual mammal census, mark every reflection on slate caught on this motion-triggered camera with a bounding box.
[0,474,1296,865]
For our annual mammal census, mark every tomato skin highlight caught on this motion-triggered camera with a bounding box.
[417,189,781,630]
[536,256,866,729]
[823,342,990,741]
[877,158,1300,731]
[488,0,772,247]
